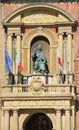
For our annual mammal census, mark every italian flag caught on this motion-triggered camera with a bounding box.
[13,46,23,73]
[57,48,63,73]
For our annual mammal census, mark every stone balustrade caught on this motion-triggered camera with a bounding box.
[2,74,75,97]
[0,83,75,95]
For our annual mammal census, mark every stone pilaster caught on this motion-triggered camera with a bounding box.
[65,109,71,130]
[1,109,4,130]
[67,33,73,83]
[4,109,10,130]
[67,33,72,72]
[13,109,19,130]
[56,109,62,130]
[72,105,75,130]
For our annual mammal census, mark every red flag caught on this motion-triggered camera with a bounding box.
[57,48,63,73]
[18,62,23,73]
[15,51,23,73]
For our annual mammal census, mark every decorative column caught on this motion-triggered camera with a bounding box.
[65,109,71,130]
[67,33,72,72]
[67,33,72,83]
[13,109,19,130]
[72,105,75,130]
[1,109,4,130]
[56,109,62,130]
[4,109,10,130]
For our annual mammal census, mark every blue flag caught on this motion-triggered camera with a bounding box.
[5,48,12,73]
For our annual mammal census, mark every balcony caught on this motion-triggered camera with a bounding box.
[0,73,76,110]
[1,73,75,98]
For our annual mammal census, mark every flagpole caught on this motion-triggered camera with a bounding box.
[67,61,69,83]
[57,45,60,83]
[58,61,61,84]
[13,44,17,84]
[57,45,62,84]
[14,61,17,84]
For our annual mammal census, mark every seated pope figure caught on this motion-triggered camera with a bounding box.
[32,44,49,74]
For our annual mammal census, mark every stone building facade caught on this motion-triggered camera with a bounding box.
[0,1,79,130]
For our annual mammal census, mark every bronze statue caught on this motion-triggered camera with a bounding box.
[32,44,49,74]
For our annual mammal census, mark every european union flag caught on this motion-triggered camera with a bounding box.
[5,48,12,73]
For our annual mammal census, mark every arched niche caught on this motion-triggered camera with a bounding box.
[22,28,57,74]
[31,35,50,73]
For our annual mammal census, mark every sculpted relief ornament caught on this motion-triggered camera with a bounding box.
[30,77,44,94]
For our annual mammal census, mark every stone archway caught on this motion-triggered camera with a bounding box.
[23,113,53,130]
